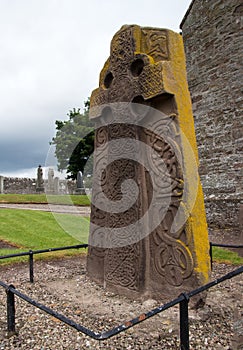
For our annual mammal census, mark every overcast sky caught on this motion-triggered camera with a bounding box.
[0,0,192,178]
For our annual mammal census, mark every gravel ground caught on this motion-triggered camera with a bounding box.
[0,256,242,350]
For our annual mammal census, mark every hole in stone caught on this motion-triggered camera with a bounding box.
[104,72,114,88]
[132,95,146,104]
[130,58,144,77]
[130,95,150,117]
[101,106,113,122]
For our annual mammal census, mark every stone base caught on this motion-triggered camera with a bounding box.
[36,187,44,193]
[75,188,86,195]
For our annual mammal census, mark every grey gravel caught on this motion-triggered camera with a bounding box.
[0,256,242,349]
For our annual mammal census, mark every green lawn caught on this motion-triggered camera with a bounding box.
[0,208,89,264]
[0,194,91,206]
[0,204,242,267]
[212,246,243,265]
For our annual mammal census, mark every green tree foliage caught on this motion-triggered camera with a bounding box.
[51,99,94,180]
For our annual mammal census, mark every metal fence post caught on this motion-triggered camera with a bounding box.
[179,293,190,350]
[29,250,34,283]
[6,285,16,335]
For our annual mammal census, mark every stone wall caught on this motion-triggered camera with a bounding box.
[1,177,77,195]
[3,177,36,194]
[180,0,243,230]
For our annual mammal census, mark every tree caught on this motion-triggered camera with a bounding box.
[51,99,94,180]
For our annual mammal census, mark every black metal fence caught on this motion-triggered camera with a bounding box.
[0,242,242,349]
[1,242,242,283]
[0,244,88,283]
[0,266,242,349]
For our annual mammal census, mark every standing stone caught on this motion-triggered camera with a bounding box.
[87,25,210,301]
[36,165,44,192]
[0,176,4,194]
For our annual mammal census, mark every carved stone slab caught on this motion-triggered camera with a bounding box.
[87,25,210,301]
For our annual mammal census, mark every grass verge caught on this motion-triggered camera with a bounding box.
[0,208,89,265]
[0,194,91,206]
[212,246,243,265]
[0,206,242,267]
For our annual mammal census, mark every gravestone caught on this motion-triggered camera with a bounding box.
[47,168,55,194]
[75,171,86,195]
[0,176,3,194]
[36,165,44,192]
[54,177,59,194]
[87,25,210,301]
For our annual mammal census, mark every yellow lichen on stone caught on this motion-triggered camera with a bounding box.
[162,30,210,283]
[136,27,210,283]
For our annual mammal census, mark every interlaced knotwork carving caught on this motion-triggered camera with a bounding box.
[105,244,140,290]
[141,29,169,61]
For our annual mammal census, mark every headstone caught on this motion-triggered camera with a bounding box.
[59,180,67,194]
[36,165,44,192]
[47,168,55,193]
[77,171,84,188]
[0,176,4,194]
[87,25,210,301]
[75,171,86,195]
[53,177,59,194]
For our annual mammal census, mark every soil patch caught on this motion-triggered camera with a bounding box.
[0,240,18,249]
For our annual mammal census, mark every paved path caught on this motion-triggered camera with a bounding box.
[0,203,90,216]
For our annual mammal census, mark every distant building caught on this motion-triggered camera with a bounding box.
[180,0,242,231]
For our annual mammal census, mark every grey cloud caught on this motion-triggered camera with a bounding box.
[0,139,48,172]
[0,0,192,175]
